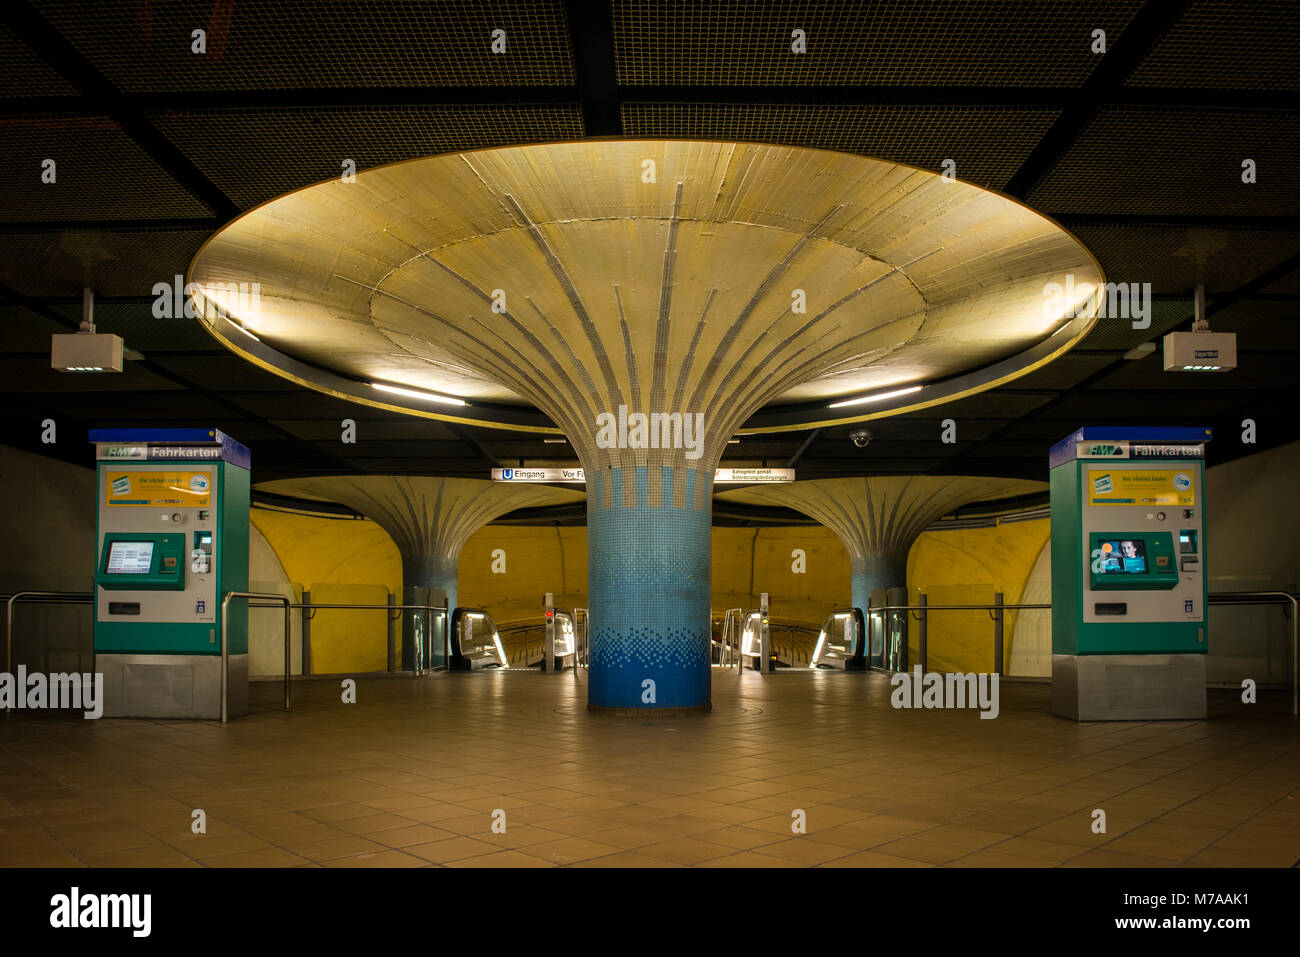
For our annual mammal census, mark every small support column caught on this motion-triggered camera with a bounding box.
[993,591,1004,676]
[543,592,555,673]
[386,591,396,673]
[918,593,928,672]
[301,589,312,677]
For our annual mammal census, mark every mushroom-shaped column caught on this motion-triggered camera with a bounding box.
[259,477,583,669]
[718,476,1044,664]
[189,141,1102,712]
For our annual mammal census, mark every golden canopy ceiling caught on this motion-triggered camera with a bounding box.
[188,140,1103,438]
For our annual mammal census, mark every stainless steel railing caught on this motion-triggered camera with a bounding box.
[3,591,94,708]
[222,591,290,723]
[291,600,450,675]
[863,591,1297,715]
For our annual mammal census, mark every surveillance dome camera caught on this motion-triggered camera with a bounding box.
[850,429,872,448]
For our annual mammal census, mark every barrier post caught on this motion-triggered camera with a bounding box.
[993,592,1004,676]
[918,593,928,672]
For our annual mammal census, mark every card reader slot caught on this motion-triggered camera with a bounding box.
[1094,602,1127,616]
[108,602,141,615]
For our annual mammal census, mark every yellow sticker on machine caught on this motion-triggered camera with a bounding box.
[1087,467,1195,506]
[105,470,212,507]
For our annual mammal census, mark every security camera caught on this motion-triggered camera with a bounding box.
[850,429,872,448]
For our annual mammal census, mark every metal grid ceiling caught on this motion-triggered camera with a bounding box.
[38,0,576,90]
[611,0,1144,86]
[151,105,586,208]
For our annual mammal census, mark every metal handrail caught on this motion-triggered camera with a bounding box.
[573,607,589,674]
[4,592,94,703]
[1207,591,1298,716]
[247,599,450,676]
[222,591,290,723]
[864,591,1297,715]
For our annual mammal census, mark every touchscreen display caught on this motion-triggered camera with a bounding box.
[106,541,155,574]
[1098,539,1147,574]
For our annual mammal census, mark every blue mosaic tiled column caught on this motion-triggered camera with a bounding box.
[402,555,456,671]
[587,466,711,713]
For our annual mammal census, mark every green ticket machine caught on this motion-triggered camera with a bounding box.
[90,429,250,718]
[1050,427,1212,720]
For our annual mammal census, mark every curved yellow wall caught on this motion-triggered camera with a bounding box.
[907,518,1051,674]
[250,509,400,673]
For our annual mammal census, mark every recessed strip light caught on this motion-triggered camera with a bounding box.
[543,438,568,444]
[827,385,923,409]
[371,382,467,406]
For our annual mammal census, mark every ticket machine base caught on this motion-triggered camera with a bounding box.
[97,653,247,719]
[1052,653,1206,721]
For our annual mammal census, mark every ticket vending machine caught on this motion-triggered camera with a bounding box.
[90,429,250,719]
[1049,427,1212,720]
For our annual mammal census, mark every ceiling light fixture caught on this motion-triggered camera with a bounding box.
[1163,284,1236,373]
[51,288,124,373]
[827,385,923,409]
[371,382,467,406]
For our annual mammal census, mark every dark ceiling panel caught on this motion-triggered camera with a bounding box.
[268,418,462,443]
[1069,225,1300,295]
[1046,387,1256,419]
[0,228,211,297]
[1127,0,1300,91]
[1209,298,1300,350]
[0,22,77,97]
[148,353,319,391]
[1006,352,1119,390]
[1075,299,1192,351]
[45,299,216,352]
[152,105,586,209]
[612,0,1142,87]
[39,0,576,91]
[1090,352,1300,392]
[622,102,1058,188]
[0,114,211,221]
[1028,107,1300,216]
[0,303,67,350]
[0,357,182,392]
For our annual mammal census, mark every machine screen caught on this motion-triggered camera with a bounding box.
[1098,539,1147,574]
[105,540,155,574]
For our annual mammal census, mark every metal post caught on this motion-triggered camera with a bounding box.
[222,591,290,724]
[1291,594,1298,717]
[543,592,555,672]
[918,593,928,672]
[993,591,1004,676]
[283,599,291,713]
[759,592,771,673]
[387,592,396,673]
[301,589,311,677]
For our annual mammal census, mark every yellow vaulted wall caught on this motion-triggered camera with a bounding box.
[907,518,1052,674]
[253,508,1048,675]
[250,509,400,673]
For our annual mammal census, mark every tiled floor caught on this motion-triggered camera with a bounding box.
[0,670,1297,867]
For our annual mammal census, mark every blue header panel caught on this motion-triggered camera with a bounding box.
[1049,426,1212,470]
[89,428,251,471]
